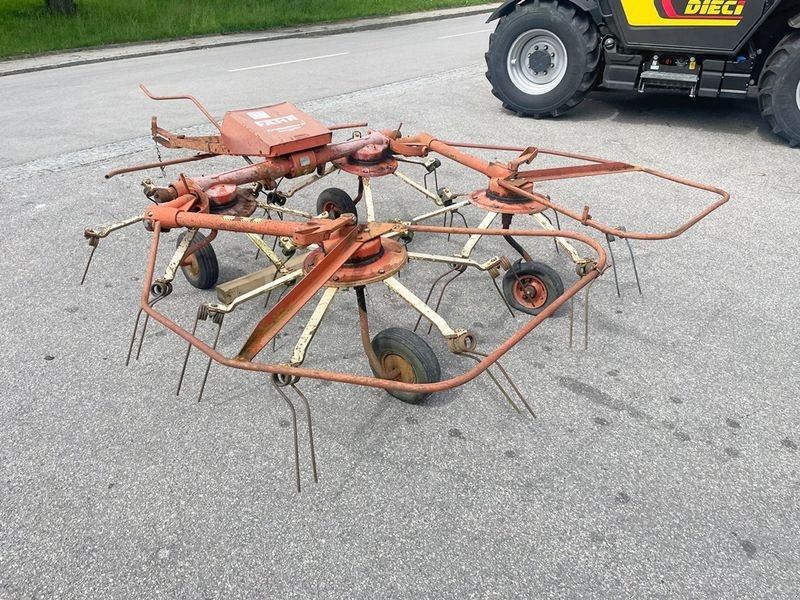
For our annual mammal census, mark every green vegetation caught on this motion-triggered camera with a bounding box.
[0,0,490,59]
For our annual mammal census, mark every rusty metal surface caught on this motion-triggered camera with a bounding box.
[334,156,398,177]
[303,237,406,288]
[220,103,332,157]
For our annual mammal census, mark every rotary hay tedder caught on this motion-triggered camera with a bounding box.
[82,86,729,491]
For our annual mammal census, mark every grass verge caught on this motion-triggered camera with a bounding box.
[0,0,492,59]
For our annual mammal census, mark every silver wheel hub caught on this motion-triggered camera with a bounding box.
[507,29,568,96]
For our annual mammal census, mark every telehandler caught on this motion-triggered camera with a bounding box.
[485,0,800,145]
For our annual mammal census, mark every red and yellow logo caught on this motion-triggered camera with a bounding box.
[621,0,747,26]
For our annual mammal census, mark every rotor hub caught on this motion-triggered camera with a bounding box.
[304,237,407,288]
[469,182,548,215]
[334,144,398,176]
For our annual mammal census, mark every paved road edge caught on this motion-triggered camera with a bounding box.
[0,4,497,77]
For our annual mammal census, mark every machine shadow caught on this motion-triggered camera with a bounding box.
[531,88,787,146]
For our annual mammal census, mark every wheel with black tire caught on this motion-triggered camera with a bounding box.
[502,261,564,316]
[177,231,219,289]
[370,327,441,404]
[316,187,358,220]
[485,0,600,118]
[759,32,800,147]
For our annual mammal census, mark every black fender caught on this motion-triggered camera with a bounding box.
[486,0,603,24]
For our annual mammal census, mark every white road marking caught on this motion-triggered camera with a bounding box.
[228,52,349,73]
[436,29,493,40]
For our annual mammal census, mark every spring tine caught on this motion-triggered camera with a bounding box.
[584,282,593,351]
[446,211,454,242]
[427,268,464,335]
[470,351,535,418]
[125,308,144,366]
[197,314,224,403]
[490,276,516,319]
[268,285,291,352]
[135,294,168,362]
[135,314,150,361]
[80,239,99,285]
[414,267,456,332]
[569,296,575,349]
[291,384,318,483]
[176,308,203,396]
[271,380,301,493]
[263,267,279,308]
[552,209,561,254]
[605,233,621,298]
[455,210,469,230]
[624,236,643,296]
[461,353,520,413]
[254,233,266,260]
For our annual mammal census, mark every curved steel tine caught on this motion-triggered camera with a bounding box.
[460,353,520,413]
[197,314,224,403]
[427,268,465,335]
[584,281,593,351]
[623,234,643,295]
[269,285,291,352]
[264,267,285,310]
[454,209,469,230]
[291,384,318,483]
[552,209,561,254]
[605,232,621,298]
[80,239,99,285]
[469,351,535,418]
[135,294,168,361]
[569,296,575,349]
[135,314,151,361]
[271,380,301,493]
[414,267,457,332]
[446,211,454,242]
[125,308,144,366]
[176,306,204,396]
[490,276,516,319]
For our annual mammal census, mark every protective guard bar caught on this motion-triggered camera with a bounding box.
[138,220,607,396]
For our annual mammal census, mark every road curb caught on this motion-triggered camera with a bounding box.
[0,4,496,77]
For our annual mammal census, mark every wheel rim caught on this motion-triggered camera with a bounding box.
[513,275,548,309]
[322,201,339,218]
[506,29,568,95]
[184,256,200,278]
[382,354,416,384]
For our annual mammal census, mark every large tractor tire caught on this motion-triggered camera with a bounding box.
[485,0,601,118]
[759,32,800,147]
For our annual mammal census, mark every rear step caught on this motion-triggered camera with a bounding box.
[638,71,699,97]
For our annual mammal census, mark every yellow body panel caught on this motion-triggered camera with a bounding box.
[620,0,745,27]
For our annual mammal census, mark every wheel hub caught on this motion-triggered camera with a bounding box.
[382,354,416,383]
[528,49,552,75]
[507,29,568,96]
[514,276,547,309]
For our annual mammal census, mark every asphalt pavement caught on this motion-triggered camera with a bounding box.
[0,8,798,600]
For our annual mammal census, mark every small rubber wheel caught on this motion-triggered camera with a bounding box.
[177,231,219,289]
[502,261,564,315]
[758,32,800,147]
[316,187,358,220]
[485,0,601,117]
[370,327,441,404]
